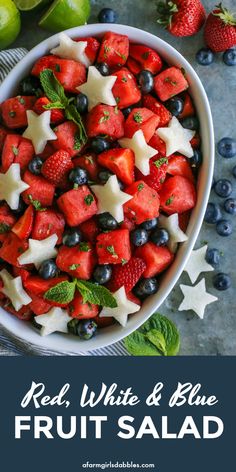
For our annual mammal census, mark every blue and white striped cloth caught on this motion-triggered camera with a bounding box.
[0,48,128,356]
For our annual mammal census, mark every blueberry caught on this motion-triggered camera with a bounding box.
[98,8,118,23]
[28,156,43,175]
[12,197,27,216]
[62,228,82,247]
[213,273,231,291]
[217,137,236,158]
[19,75,42,96]
[224,198,236,215]
[97,212,118,230]
[98,169,124,189]
[216,219,232,237]
[131,228,149,247]
[214,179,232,198]
[95,62,110,76]
[196,48,214,66]
[223,48,236,66]
[68,319,97,339]
[75,93,88,114]
[93,264,112,284]
[137,70,154,94]
[232,165,236,178]
[69,167,88,185]
[91,137,110,154]
[140,218,159,231]
[150,228,169,246]
[205,248,220,268]
[166,96,184,117]
[180,116,199,131]
[122,107,133,119]
[133,278,158,299]
[38,259,58,280]
[189,149,202,168]
[204,202,222,224]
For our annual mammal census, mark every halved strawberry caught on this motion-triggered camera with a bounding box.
[1,134,34,172]
[31,209,65,244]
[75,36,100,63]
[135,156,168,192]
[167,154,194,183]
[98,148,135,185]
[41,150,73,186]
[22,170,55,207]
[129,44,163,74]
[69,291,99,319]
[142,94,171,127]
[124,181,160,224]
[149,131,166,156]
[86,104,124,139]
[97,32,129,67]
[12,205,34,240]
[33,96,64,124]
[73,153,100,181]
[52,121,84,157]
[1,96,36,129]
[0,125,7,153]
[79,217,99,243]
[124,108,159,142]
[135,243,174,277]
[57,186,97,227]
[112,68,141,109]
[0,232,28,267]
[179,93,195,119]
[56,243,96,279]
[154,67,189,102]
[108,257,146,293]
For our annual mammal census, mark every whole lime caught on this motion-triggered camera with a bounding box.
[39,0,91,33]
[0,0,21,50]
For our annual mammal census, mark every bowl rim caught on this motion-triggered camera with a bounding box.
[0,23,214,354]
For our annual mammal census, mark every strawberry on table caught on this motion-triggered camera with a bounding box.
[22,170,55,208]
[157,0,206,37]
[86,104,124,139]
[124,181,160,224]
[57,186,97,226]
[12,205,34,240]
[142,94,171,127]
[33,97,64,124]
[97,32,129,67]
[32,209,65,244]
[204,3,236,52]
[56,242,96,279]
[160,175,197,214]
[135,243,174,277]
[112,68,141,109]
[69,292,99,319]
[52,121,84,157]
[1,96,36,129]
[128,44,163,74]
[108,257,146,293]
[1,134,34,172]
[96,229,131,265]
[124,107,160,142]
[97,148,135,185]
[154,67,189,102]
[41,150,73,186]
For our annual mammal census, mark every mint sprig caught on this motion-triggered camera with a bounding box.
[44,281,76,305]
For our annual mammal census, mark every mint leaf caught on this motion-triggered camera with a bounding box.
[76,280,117,308]
[154,157,168,168]
[28,195,46,212]
[39,69,68,107]
[124,331,161,356]
[0,222,10,234]
[145,329,167,356]
[65,104,87,146]
[43,101,65,110]
[44,280,76,304]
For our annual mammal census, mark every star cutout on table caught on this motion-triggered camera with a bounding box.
[17,234,58,269]
[157,116,195,157]
[0,163,29,210]
[23,110,57,154]
[159,213,188,253]
[119,130,157,176]
[50,33,91,67]
[178,278,218,319]
[99,286,140,327]
[0,269,32,311]
[91,175,132,223]
[184,245,214,284]
[77,65,117,111]
[35,307,71,336]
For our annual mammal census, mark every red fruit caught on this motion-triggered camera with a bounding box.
[96,229,131,265]
[38,143,55,161]
[97,32,129,67]
[13,267,30,283]
[204,4,236,52]
[1,134,34,172]
[149,132,166,156]
[135,156,168,192]
[179,93,195,119]
[94,315,114,328]
[124,181,160,224]
[1,96,36,129]
[135,243,174,277]
[154,67,189,102]
[1,299,32,321]
[190,134,201,149]
[75,36,100,63]
[24,275,68,297]
[57,186,97,227]
[0,125,7,153]
[28,291,52,316]
[56,243,96,279]
[22,170,55,207]
[120,216,136,232]
[12,205,34,240]
[179,210,191,232]
[98,148,135,185]
[52,121,83,157]
[32,209,65,244]
[108,257,146,293]
[0,203,16,236]
[129,44,163,74]
[160,175,197,214]
[142,95,171,127]
[86,104,124,139]
[33,96,64,124]
[41,150,73,186]
[112,68,141,109]
[124,108,160,142]
[69,292,99,319]
[79,217,99,243]
[127,292,141,306]
[126,57,141,75]
[157,0,206,37]
[167,154,194,183]
[73,153,100,181]
[0,232,28,267]
[31,55,86,93]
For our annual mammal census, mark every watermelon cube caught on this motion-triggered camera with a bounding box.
[97,32,129,67]
[159,175,196,215]
[69,292,99,319]
[86,104,124,139]
[124,108,160,142]
[96,229,131,265]
[22,170,55,207]
[154,67,189,102]
[57,186,97,227]
[124,181,160,224]
[135,243,174,277]
[98,148,135,185]
[112,68,141,109]
[32,209,65,244]
[56,243,97,279]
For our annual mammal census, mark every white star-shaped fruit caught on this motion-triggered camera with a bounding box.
[35,307,71,336]
[17,234,58,269]
[184,245,214,284]
[99,286,140,327]
[77,66,117,111]
[0,163,29,210]
[119,130,157,175]
[157,116,195,157]
[178,278,218,319]
[0,269,32,311]
[159,213,188,253]
[51,33,91,67]
[92,175,132,223]
[23,110,57,154]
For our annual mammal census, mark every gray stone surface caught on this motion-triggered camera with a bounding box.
[8,0,236,354]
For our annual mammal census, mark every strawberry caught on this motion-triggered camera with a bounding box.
[41,150,73,186]
[98,148,135,185]
[33,97,64,124]
[108,257,146,293]
[135,156,168,192]
[142,95,171,127]
[12,205,34,240]
[1,96,36,129]
[22,170,55,207]
[157,0,206,37]
[124,108,160,142]
[204,3,236,52]
[128,44,163,74]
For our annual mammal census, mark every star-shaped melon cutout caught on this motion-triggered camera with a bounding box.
[92,175,132,223]
[51,32,91,67]
[23,110,57,154]
[119,130,157,176]
[184,245,214,284]
[178,278,218,319]
[18,234,58,269]
[99,286,140,327]
[0,163,29,210]
[157,116,195,157]
[77,65,117,111]
[159,213,188,253]
[35,307,71,336]
[0,269,32,311]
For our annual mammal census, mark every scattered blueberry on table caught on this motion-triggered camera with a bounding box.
[223,48,236,66]
[213,273,232,291]
[214,179,232,198]
[216,219,233,237]
[204,202,222,224]
[98,8,118,24]
[196,48,214,66]
[224,198,236,215]
[205,248,221,268]
[217,137,236,158]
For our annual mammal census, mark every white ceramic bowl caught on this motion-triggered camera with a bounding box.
[0,24,214,353]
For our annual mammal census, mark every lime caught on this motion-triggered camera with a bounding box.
[13,0,51,12]
[39,0,90,33]
[0,0,21,50]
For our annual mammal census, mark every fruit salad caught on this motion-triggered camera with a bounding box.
[0,31,200,340]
